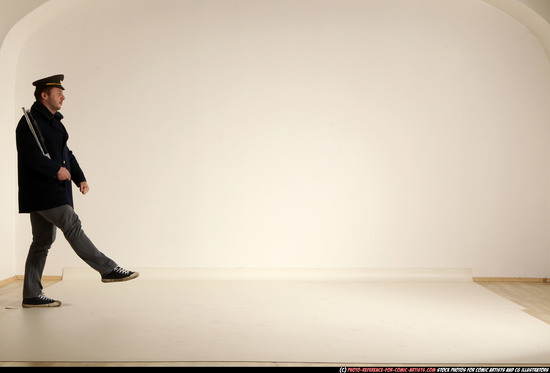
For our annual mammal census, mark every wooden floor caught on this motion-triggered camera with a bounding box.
[475,280,550,325]
[1,278,549,324]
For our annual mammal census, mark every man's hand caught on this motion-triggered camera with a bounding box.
[79,181,89,195]
[56,167,71,181]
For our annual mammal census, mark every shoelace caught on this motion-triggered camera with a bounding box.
[38,293,53,301]
[114,266,130,275]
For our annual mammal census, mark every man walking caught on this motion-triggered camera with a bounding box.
[16,74,138,308]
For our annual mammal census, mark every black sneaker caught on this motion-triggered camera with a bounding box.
[22,293,62,308]
[101,266,139,283]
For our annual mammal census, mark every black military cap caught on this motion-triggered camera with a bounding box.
[32,74,65,90]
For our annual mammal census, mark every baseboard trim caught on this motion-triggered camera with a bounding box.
[474,277,550,283]
[12,275,63,281]
[3,274,548,284]
[0,276,17,286]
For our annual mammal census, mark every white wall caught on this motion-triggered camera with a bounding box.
[5,0,550,279]
[0,0,68,281]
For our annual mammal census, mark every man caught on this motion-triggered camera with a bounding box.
[16,74,138,308]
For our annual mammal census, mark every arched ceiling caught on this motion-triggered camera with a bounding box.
[518,0,550,23]
[1,0,550,60]
[0,0,47,47]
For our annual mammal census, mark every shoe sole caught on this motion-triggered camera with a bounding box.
[22,301,62,308]
[101,271,140,283]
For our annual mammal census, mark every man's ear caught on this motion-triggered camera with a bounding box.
[40,90,48,101]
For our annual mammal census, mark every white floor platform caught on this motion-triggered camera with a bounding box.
[2,268,550,365]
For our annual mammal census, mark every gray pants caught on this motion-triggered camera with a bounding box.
[23,204,117,298]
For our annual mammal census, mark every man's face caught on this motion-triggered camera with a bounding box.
[43,87,65,113]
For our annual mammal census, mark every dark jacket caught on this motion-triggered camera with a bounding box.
[16,101,86,213]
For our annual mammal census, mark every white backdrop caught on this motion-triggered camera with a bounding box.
[9,0,550,277]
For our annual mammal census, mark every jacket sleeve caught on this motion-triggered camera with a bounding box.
[68,147,86,185]
[16,116,60,179]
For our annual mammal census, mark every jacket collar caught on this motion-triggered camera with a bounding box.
[31,101,64,121]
